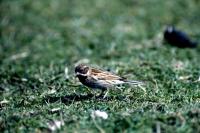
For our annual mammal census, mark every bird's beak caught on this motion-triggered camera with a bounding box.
[75,72,79,77]
[75,72,87,77]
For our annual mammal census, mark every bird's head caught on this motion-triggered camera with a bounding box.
[75,64,89,76]
[165,26,174,33]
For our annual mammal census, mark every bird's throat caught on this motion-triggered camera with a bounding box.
[77,75,87,82]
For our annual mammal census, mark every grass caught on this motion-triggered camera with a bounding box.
[0,0,200,132]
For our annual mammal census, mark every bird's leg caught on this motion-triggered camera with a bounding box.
[103,89,109,99]
[97,89,107,98]
[85,87,93,96]
[98,89,104,97]
[116,85,123,91]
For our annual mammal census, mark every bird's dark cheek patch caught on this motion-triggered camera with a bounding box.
[82,67,89,74]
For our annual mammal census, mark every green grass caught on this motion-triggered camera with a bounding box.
[0,0,200,132]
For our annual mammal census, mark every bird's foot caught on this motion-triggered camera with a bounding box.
[103,90,109,99]
[97,89,109,99]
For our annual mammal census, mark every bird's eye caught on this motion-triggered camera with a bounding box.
[75,65,89,74]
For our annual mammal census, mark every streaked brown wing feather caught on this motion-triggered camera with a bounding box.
[90,68,102,74]
[90,68,122,80]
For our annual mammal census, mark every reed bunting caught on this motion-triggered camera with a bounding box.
[75,64,143,96]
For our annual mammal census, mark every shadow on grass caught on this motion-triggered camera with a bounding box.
[43,93,133,105]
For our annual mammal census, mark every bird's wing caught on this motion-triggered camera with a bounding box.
[90,68,124,81]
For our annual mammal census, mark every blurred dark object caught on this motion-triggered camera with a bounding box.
[164,26,198,48]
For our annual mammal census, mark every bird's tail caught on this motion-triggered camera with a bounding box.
[124,80,144,85]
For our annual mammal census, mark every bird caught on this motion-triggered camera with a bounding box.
[75,64,143,97]
[164,26,198,48]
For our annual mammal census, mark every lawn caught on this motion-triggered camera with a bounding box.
[0,0,200,132]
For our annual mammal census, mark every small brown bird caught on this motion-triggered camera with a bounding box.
[75,64,143,96]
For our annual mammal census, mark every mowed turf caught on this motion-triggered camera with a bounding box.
[0,0,200,132]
